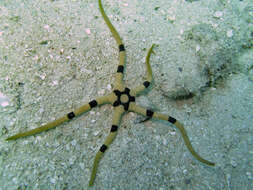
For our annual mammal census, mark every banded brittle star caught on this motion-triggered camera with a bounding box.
[6,0,215,186]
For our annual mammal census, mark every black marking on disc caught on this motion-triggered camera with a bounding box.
[117,65,124,73]
[122,103,129,111]
[146,109,154,117]
[113,90,121,96]
[89,100,98,108]
[113,100,120,107]
[129,96,135,102]
[67,112,75,119]
[113,88,135,111]
[143,81,150,88]
[168,116,176,124]
[119,44,125,52]
[100,144,107,153]
[110,125,118,132]
[125,87,130,93]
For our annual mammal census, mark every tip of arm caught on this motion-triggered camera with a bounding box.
[205,160,215,166]
[5,132,26,141]
[6,135,18,141]
[88,181,94,187]
[6,137,15,141]
[146,44,156,82]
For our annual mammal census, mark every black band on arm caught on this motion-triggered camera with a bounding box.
[168,116,176,124]
[89,100,98,108]
[143,81,150,88]
[100,144,108,153]
[119,44,125,52]
[117,65,124,73]
[67,112,75,119]
[110,125,118,132]
[146,109,154,117]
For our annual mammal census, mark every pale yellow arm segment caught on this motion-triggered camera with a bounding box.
[131,44,155,96]
[89,106,124,186]
[6,95,112,141]
[98,0,125,89]
[128,104,215,166]
[145,44,155,82]
[98,0,122,45]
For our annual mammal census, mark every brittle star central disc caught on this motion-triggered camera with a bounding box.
[120,94,129,103]
[113,88,135,111]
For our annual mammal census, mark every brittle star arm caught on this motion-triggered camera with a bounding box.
[6,94,114,141]
[128,104,215,166]
[131,44,155,97]
[99,0,125,89]
[89,106,124,186]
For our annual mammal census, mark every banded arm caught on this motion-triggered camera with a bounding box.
[6,95,113,141]
[128,104,215,166]
[99,0,126,89]
[89,106,124,186]
[131,44,155,96]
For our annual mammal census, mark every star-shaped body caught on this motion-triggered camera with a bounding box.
[6,0,215,186]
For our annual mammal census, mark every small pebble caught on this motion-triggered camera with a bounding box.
[167,15,176,21]
[246,172,253,180]
[169,131,176,135]
[85,28,91,35]
[214,11,223,18]
[50,177,56,184]
[52,80,58,86]
[196,44,200,52]
[71,140,77,146]
[107,84,112,91]
[79,163,85,170]
[227,30,233,38]
[162,138,168,146]
[44,25,50,30]
[230,159,237,168]
[98,89,105,95]
[0,92,9,107]
[93,130,100,136]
